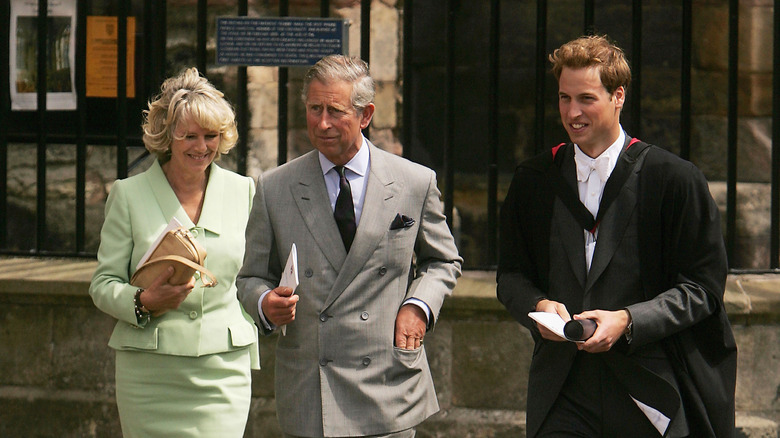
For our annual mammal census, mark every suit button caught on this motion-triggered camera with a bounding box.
[305,269,313,278]
[361,357,371,366]
[360,311,369,320]
[190,228,199,237]
[378,267,387,276]
[319,359,329,367]
[320,314,328,322]
[189,311,198,319]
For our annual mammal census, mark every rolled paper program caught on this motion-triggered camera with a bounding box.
[563,318,597,341]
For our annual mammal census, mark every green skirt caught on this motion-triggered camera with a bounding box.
[115,348,252,438]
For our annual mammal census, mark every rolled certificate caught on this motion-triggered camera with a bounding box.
[563,318,597,341]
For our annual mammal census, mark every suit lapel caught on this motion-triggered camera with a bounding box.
[145,160,196,228]
[585,140,644,290]
[291,152,347,272]
[553,146,588,287]
[325,144,402,309]
[196,163,224,235]
[585,174,638,290]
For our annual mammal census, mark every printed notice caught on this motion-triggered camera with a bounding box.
[10,0,78,110]
[86,16,136,98]
[279,243,299,336]
[216,17,349,67]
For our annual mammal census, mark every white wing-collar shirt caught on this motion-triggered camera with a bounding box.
[573,128,625,271]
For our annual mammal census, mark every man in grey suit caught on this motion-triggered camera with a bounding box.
[237,55,462,438]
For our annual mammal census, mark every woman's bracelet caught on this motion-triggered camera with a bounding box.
[134,288,150,324]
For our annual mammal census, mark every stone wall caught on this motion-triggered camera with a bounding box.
[690,0,775,268]
[0,259,778,437]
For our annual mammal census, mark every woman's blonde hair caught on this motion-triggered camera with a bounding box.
[142,67,238,162]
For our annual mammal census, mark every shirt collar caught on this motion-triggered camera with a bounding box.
[573,128,625,181]
[318,136,370,177]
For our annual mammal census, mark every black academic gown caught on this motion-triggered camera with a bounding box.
[497,137,737,438]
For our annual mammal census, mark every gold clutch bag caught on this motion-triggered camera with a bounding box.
[130,227,217,289]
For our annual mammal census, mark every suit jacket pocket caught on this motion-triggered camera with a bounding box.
[388,225,417,247]
[229,323,258,348]
[388,346,427,385]
[392,345,425,368]
[108,323,159,351]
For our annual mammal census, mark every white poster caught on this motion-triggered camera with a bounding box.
[10,0,77,110]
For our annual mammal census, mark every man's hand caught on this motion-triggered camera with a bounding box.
[395,304,426,350]
[575,309,630,353]
[535,299,571,341]
[140,266,196,316]
[261,286,299,327]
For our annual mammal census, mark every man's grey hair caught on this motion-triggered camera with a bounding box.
[301,55,375,112]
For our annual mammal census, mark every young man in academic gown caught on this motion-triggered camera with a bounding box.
[497,35,737,438]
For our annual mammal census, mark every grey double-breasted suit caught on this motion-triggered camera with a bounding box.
[237,142,462,437]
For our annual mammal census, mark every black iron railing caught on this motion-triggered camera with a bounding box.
[1,0,779,272]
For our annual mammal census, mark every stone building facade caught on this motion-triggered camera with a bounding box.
[3,0,777,269]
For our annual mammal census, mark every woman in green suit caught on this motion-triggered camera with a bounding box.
[90,68,259,437]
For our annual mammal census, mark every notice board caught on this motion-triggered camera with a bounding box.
[216,17,349,67]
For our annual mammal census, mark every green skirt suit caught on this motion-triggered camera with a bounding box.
[90,160,260,437]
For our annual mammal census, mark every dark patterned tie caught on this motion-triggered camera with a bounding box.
[334,166,356,251]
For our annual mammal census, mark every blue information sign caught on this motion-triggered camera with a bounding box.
[216,17,350,67]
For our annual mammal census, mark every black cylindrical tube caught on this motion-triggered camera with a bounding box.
[564,319,597,341]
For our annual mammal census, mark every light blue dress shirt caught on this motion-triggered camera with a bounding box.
[258,136,432,330]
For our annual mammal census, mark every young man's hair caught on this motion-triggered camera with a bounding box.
[549,35,631,95]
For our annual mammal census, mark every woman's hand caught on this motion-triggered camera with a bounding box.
[139,266,196,316]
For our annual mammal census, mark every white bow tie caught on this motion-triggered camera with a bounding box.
[575,154,611,183]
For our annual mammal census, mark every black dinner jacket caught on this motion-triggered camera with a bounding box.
[497,136,737,438]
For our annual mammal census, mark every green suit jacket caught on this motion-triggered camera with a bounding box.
[90,160,259,367]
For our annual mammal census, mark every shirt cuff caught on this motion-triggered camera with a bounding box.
[404,298,432,329]
[258,289,276,331]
